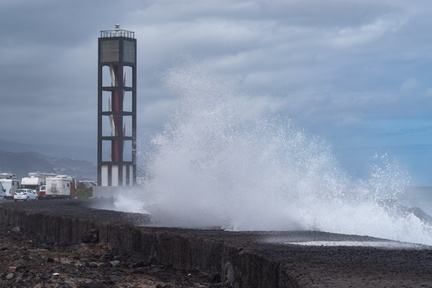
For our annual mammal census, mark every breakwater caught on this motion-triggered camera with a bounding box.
[0,199,431,287]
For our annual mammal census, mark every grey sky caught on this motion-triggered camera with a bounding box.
[1,0,432,184]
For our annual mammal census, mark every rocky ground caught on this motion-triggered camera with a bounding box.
[0,223,222,288]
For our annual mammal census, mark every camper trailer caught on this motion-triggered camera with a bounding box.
[20,172,56,194]
[0,173,20,199]
[0,182,6,202]
[40,175,76,199]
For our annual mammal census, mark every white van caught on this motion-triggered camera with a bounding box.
[0,173,20,199]
[0,182,6,202]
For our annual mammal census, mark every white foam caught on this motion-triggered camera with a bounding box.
[286,241,427,249]
[113,64,432,246]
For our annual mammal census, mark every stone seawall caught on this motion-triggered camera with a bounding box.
[1,199,432,288]
[0,200,299,287]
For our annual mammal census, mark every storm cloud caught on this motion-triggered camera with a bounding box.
[1,0,432,183]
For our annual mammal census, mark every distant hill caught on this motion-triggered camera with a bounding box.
[0,138,95,162]
[48,156,97,181]
[0,150,96,182]
[0,138,97,181]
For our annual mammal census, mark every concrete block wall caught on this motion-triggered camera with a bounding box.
[0,200,301,288]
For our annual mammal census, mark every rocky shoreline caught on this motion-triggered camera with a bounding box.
[0,223,220,288]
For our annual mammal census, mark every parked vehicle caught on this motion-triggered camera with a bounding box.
[0,173,20,199]
[77,181,97,191]
[39,185,46,197]
[0,182,6,202]
[21,172,56,195]
[14,189,39,201]
[42,175,76,199]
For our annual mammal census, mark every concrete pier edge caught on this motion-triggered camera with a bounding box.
[1,199,432,287]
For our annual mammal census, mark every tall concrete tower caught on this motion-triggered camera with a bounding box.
[97,25,137,187]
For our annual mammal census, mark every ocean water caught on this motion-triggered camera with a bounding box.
[401,186,432,215]
[112,66,432,246]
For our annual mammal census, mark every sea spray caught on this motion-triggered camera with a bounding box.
[114,65,432,245]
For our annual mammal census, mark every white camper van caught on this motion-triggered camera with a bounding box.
[0,173,20,199]
[41,175,76,199]
[21,172,56,194]
[0,182,6,202]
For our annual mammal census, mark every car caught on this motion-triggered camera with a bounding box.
[77,181,97,191]
[38,185,47,198]
[14,189,39,201]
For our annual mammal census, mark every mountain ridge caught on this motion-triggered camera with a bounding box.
[0,138,97,181]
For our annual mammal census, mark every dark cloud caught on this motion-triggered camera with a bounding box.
[1,0,432,183]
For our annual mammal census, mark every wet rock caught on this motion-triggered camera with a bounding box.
[78,283,105,288]
[88,262,100,268]
[132,267,147,274]
[6,273,14,279]
[99,252,115,262]
[110,260,120,267]
[148,256,158,266]
[211,273,221,283]
[81,229,99,243]
[131,260,146,268]
[148,267,162,273]
[158,285,176,288]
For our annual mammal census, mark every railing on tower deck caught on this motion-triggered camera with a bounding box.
[100,29,135,39]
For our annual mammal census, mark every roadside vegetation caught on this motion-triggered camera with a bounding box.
[75,188,93,199]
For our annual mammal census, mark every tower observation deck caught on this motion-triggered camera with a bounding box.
[100,27,135,38]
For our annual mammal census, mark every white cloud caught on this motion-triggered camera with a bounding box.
[330,16,404,48]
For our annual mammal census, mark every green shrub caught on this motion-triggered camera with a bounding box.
[75,188,93,199]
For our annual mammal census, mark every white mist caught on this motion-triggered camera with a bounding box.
[114,65,432,246]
